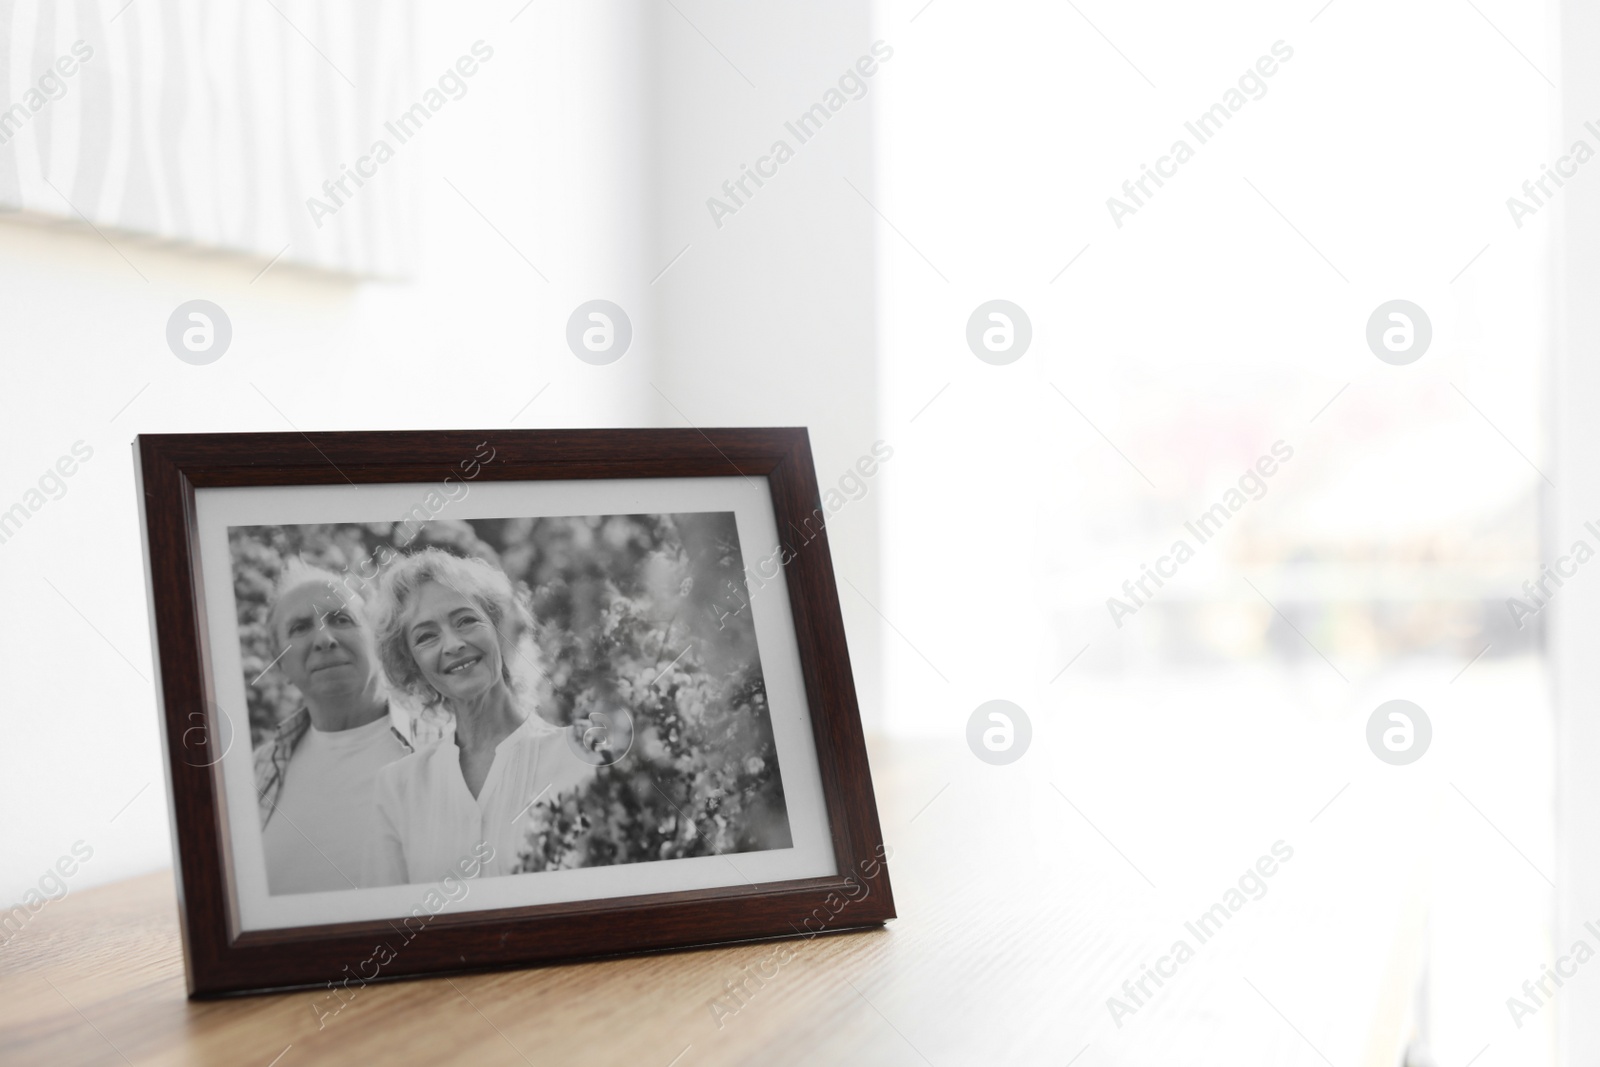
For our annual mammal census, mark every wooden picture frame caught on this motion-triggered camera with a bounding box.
[133,427,893,997]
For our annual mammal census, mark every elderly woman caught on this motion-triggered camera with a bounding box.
[362,548,590,887]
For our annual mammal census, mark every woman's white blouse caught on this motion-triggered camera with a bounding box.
[364,717,592,887]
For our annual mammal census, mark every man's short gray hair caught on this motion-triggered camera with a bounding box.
[266,559,368,642]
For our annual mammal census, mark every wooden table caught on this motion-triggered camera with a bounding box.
[0,737,1429,1066]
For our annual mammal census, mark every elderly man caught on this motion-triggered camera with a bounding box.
[254,562,410,895]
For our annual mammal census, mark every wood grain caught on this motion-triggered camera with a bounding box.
[0,739,1427,1066]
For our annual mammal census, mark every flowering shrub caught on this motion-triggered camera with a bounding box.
[513,512,790,870]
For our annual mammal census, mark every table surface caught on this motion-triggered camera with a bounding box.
[0,737,1429,1066]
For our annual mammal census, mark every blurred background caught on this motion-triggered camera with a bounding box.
[0,0,1575,1063]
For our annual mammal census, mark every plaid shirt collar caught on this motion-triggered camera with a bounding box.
[254,704,411,828]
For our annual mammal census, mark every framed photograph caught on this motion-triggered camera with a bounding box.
[133,428,893,997]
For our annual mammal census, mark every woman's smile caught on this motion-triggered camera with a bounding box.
[404,580,504,702]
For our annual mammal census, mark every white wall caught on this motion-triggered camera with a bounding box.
[647,0,883,732]
[0,1,882,906]
[1556,0,1600,1061]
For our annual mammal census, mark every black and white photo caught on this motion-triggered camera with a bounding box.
[177,460,848,938]
[233,507,793,898]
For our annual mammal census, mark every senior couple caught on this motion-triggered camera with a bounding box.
[253,548,598,896]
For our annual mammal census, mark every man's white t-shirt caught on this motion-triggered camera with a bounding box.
[261,716,409,895]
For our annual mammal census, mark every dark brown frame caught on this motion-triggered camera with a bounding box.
[134,427,893,997]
